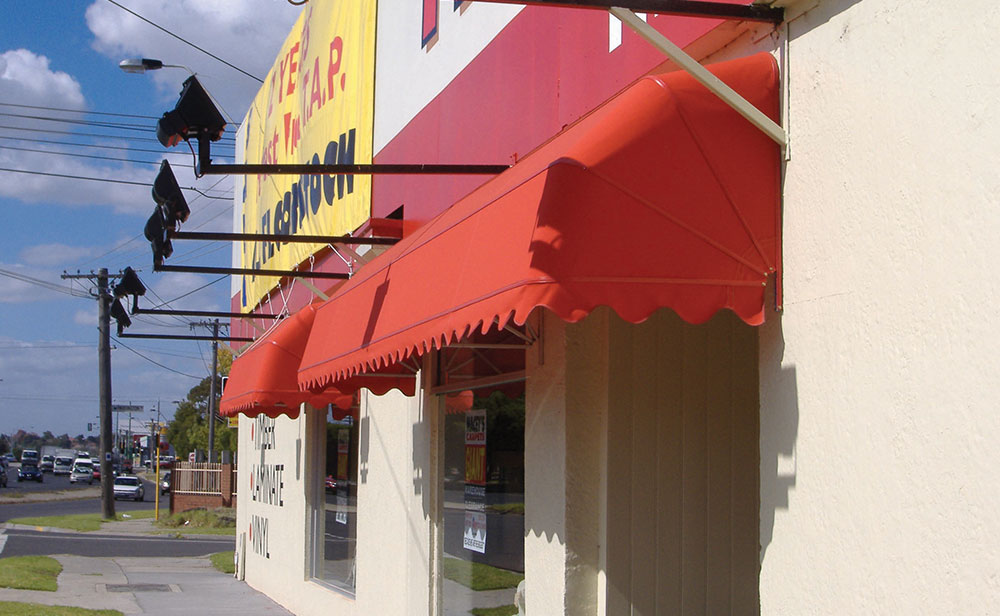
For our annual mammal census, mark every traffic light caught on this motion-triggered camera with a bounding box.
[156,76,226,147]
[152,160,190,227]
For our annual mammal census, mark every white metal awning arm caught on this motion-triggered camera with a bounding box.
[609,7,787,147]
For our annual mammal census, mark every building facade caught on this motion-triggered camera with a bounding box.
[220,1,1000,614]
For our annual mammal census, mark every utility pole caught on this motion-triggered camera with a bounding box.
[63,268,116,519]
[191,319,221,462]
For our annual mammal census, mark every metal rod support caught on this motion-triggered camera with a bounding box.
[200,162,509,176]
[610,7,788,147]
[135,307,279,319]
[430,369,527,395]
[169,230,400,246]
[154,264,349,279]
[473,0,784,23]
[118,333,255,342]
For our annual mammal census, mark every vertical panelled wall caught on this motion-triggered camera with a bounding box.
[604,308,759,614]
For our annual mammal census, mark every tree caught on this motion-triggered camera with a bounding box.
[166,346,236,460]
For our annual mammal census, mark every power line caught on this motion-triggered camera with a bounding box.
[111,335,203,379]
[105,0,264,84]
[0,135,233,156]
[0,101,160,120]
[0,144,195,169]
[0,267,93,298]
[0,111,152,132]
[0,123,237,144]
[0,167,232,198]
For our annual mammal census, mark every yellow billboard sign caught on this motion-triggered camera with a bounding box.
[238,1,375,310]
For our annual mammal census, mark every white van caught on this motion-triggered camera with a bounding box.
[21,449,39,464]
[53,456,74,475]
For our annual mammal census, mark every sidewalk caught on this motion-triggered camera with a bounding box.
[0,518,293,615]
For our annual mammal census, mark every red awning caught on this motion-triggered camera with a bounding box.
[220,303,352,418]
[299,52,781,392]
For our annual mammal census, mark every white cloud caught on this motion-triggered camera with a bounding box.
[74,307,97,326]
[20,243,96,267]
[85,0,302,121]
[0,49,85,114]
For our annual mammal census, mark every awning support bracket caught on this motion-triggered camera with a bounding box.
[609,7,788,148]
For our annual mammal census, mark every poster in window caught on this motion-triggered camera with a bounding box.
[463,409,486,553]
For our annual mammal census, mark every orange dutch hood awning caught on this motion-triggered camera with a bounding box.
[296,52,781,392]
[220,303,352,418]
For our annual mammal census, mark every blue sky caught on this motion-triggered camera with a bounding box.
[0,1,301,438]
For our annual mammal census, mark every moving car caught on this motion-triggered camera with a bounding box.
[0,465,7,488]
[21,449,39,465]
[113,475,144,501]
[18,463,43,482]
[40,454,54,472]
[70,463,94,484]
[53,456,73,475]
[160,471,171,495]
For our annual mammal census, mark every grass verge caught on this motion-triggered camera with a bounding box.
[0,601,122,615]
[6,509,168,533]
[209,551,236,575]
[0,556,62,591]
[442,557,524,591]
[155,508,236,536]
[470,607,518,616]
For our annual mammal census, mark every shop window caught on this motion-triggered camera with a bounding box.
[314,405,359,592]
[442,389,525,613]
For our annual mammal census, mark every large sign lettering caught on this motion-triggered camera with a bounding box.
[239,1,376,310]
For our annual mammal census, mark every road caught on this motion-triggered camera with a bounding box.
[0,469,234,559]
[0,527,235,558]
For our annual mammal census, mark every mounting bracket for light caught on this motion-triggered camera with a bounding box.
[472,0,784,23]
[194,133,508,177]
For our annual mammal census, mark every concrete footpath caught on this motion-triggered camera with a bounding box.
[0,517,293,615]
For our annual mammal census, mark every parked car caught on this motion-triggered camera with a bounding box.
[160,471,171,495]
[70,463,94,484]
[39,454,54,473]
[53,456,73,475]
[0,465,7,487]
[18,463,43,482]
[113,475,144,501]
[92,465,101,482]
[2,453,15,464]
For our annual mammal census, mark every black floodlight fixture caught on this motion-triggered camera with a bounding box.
[156,75,226,148]
[152,160,190,226]
[143,209,173,267]
[113,267,146,313]
[110,298,132,336]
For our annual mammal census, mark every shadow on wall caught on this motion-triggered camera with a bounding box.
[759,306,799,563]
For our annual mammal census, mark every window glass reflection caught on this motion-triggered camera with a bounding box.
[317,408,358,591]
[442,390,525,615]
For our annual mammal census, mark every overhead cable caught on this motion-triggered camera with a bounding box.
[105,0,264,83]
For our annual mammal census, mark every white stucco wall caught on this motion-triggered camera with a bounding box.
[725,0,1000,612]
[235,385,431,616]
